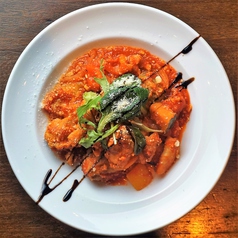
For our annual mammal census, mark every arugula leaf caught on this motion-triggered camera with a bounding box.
[79,129,102,148]
[79,117,97,128]
[94,59,110,93]
[83,91,99,103]
[79,124,119,148]
[77,92,101,127]
[77,92,101,118]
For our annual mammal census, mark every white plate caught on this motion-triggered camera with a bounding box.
[1,3,235,236]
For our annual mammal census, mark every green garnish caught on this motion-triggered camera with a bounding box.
[77,91,101,128]
[76,60,149,151]
[127,125,146,155]
[94,59,110,93]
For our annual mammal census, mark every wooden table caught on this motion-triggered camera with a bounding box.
[0,1,237,237]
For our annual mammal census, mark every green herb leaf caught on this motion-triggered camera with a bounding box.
[97,111,121,133]
[99,86,149,132]
[83,91,99,103]
[133,87,149,103]
[127,125,146,155]
[79,117,97,128]
[100,86,130,110]
[94,59,110,93]
[119,103,141,122]
[79,130,102,148]
[77,92,101,127]
[117,87,149,122]
[79,124,119,148]
[77,92,101,118]
[99,124,119,141]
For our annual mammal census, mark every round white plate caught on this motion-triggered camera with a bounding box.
[2,3,235,236]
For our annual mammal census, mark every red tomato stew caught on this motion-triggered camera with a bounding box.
[42,46,192,190]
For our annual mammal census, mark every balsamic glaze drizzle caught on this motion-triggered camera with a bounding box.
[175,77,195,90]
[148,35,201,80]
[36,35,201,205]
[63,179,80,202]
[36,163,80,204]
[164,35,201,67]
[62,155,102,202]
[168,72,183,89]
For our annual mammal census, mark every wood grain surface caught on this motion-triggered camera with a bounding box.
[0,0,237,237]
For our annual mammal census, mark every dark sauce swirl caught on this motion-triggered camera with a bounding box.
[165,35,201,66]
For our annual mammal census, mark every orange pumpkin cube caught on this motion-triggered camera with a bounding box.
[126,164,153,191]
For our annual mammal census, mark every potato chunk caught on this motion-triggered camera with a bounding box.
[126,164,153,191]
[156,137,180,175]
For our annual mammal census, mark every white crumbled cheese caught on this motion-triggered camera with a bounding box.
[155,75,162,83]
[111,74,141,89]
[112,95,139,112]
[175,140,180,147]
[40,102,44,108]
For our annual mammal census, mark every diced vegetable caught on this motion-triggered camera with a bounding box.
[156,137,180,175]
[126,164,154,190]
[150,102,176,132]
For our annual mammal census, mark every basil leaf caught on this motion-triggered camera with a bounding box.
[101,73,142,110]
[77,69,149,152]
[110,90,139,113]
[118,87,149,122]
